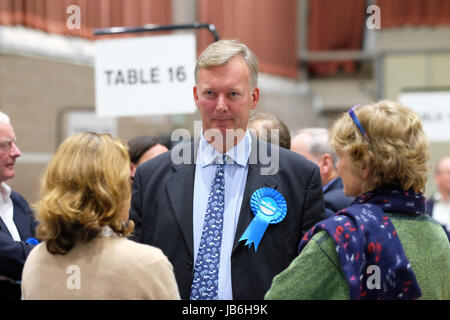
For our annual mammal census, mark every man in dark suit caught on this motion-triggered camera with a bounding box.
[291,128,354,217]
[0,111,36,300]
[130,40,326,300]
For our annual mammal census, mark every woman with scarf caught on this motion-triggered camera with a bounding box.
[265,100,450,300]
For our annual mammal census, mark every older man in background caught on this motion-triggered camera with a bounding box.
[291,128,354,216]
[0,111,37,300]
[426,156,450,240]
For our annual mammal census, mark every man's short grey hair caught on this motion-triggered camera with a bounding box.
[194,39,259,89]
[292,128,337,165]
[0,111,11,124]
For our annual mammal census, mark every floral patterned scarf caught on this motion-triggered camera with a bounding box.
[299,187,423,300]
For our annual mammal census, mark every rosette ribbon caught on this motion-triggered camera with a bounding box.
[239,187,287,251]
[26,237,39,245]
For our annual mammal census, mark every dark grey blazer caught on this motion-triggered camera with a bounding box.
[130,137,326,299]
[0,190,37,300]
[0,191,36,281]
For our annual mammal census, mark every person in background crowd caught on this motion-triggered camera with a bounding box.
[248,112,291,149]
[128,135,169,180]
[426,156,450,240]
[130,39,326,300]
[291,128,353,216]
[0,111,37,300]
[266,100,450,300]
[21,132,180,300]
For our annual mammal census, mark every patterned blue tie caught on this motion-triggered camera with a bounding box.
[190,154,226,300]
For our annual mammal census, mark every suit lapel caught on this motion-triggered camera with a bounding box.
[232,137,279,253]
[0,217,12,238]
[166,141,197,257]
[12,202,32,240]
[2,192,32,240]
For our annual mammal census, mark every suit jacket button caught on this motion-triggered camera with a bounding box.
[187,261,193,270]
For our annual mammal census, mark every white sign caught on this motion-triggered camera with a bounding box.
[95,33,197,117]
[66,110,118,138]
[399,90,450,142]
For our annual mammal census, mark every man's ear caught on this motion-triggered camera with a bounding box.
[130,162,137,179]
[319,154,332,174]
[193,86,199,109]
[250,87,260,110]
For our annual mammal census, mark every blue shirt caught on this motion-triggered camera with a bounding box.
[193,130,251,300]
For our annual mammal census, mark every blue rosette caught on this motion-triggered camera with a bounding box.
[239,187,287,251]
[26,237,39,245]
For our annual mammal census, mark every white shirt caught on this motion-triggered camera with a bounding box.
[193,130,251,300]
[0,183,21,241]
[432,192,450,231]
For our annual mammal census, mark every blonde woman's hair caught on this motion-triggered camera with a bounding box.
[35,132,134,255]
[194,39,259,89]
[329,100,431,193]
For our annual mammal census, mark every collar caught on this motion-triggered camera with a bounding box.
[322,177,338,192]
[432,192,450,204]
[198,129,252,168]
[0,183,11,204]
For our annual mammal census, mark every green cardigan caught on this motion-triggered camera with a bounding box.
[264,213,450,300]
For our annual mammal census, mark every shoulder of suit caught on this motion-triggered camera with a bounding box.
[10,190,25,202]
[10,190,32,209]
